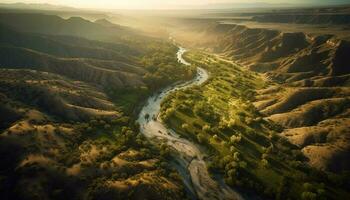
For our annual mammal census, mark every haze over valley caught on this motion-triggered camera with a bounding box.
[0,1,350,200]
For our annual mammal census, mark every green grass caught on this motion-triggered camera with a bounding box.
[107,87,150,113]
[159,51,350,199]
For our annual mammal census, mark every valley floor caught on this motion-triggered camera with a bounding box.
[1,7,350,200]
[159,50,350,200]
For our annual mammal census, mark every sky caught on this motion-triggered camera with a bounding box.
[2,0,349,9]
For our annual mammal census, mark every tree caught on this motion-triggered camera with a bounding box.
[261,153,269,160]
[144,113,150,120]
[99,120,106,126]
[202,124,211,132]
[230,133,242,144]
[276,176,290,200]
[181,123,189,131]
[213,134,219,141]
[104,124,111,130]
[163,108,175,122]
[225,161,238,171]
[303,183,313,191]
[261,159,269,168]
[239,161,247,169]
[160,143,171,158]
[269,133,279,141]
[227,168,237,178]
[230,146,236,153]
[301,192,317,200]
[194,102,218,122]
[245,117,253,125]
[227,119,238,128]
[197,133,207,144]
[233,152,240,161]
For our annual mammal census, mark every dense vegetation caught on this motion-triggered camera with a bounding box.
[0,17,196,113]
[1,7,350,200]
[0,13,195,200]
[107,41,196,113]
[172,19,350,174]
[0,108,186,199]
[160,51,350,199]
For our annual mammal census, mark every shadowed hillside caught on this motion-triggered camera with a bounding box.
[0,46,145,88]
[0,69,120,122]
[0,12,195,200]
[170,18,350,172]
[0,13,131,41]
[1,4,350,200]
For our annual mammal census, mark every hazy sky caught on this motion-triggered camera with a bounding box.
[2,0,349,9]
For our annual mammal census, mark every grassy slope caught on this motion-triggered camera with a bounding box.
[0,16,195,200]
[160,51,350,199]
[166,12,350,183]
[0,20,195,113]
[0,68,187,200]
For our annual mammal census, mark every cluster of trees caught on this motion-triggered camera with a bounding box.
[230,133,242,144]
[301,183,326,200]
[0,17,206,200]
[197,133,207,144]
[208,151,249,187]
[193,101,219,122]
[80,115,132,134]
[162,108,175,123]
[141,44,195,90]
[0,103,187,200]
[61,113,185,199]
[158,50,350,200]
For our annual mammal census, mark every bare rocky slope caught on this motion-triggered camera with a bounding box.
[172,20,350,172]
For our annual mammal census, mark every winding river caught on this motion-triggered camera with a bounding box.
[137,47,244,200]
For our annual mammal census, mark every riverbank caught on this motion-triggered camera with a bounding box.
[137,47,245,200]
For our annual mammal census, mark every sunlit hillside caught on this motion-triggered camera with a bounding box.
[0,1,349,200]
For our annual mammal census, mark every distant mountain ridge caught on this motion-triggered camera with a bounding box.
[0,2,77,11]
[0,13,133,42]
[171,1,350,10]
[2,1,349,11]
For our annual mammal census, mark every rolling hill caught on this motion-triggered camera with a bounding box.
[170,17,350,173]
[0,12,194,200]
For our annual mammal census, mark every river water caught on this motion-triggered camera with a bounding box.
[137,47,244,200]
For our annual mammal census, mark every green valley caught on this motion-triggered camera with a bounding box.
[0,12,194,200]
[1,2,350,200]
[160,51,350,199]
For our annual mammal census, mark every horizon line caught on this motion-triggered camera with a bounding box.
[0,1,349,11]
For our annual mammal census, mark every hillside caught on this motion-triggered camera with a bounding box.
[0,68,188,199]
[1,5,349,200]
[248,6,350,25]
[170,19,350,172]
[0,69,119,122]
[0,19,195,105]
[252,14,350,24]
[0,46,145,88]
[159,51,350,199]
[0,13,196,200]
[0,13,131,41]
